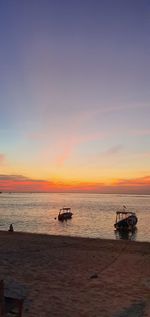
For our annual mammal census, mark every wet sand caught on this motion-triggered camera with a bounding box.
[0,231,150,317]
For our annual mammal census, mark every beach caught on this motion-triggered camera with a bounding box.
[0,231,150,317]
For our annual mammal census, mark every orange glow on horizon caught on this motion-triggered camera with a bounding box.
[0,175,150,194]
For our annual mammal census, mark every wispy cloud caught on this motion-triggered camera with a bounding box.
[0,174,54,192]
[26,132,47,140]
[130,129,150,136]
[0,175,44,182]
[113,176,150,186]
[55,132,106,166]
[141,152,150,158]
[85,144,123,165]
[76,102,149,121]
[0,154,6,165]
[101,145,123,156]
[54,101,148,167]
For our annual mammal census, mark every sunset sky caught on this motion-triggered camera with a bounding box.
[0,0,150,193]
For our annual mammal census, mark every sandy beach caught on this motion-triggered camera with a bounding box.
[0,231,150,317]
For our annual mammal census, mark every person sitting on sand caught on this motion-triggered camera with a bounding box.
[8,224,14,232]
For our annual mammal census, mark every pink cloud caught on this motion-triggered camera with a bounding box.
[54,102,143,167]
[0,154,6,165]
[142,152,150,158]
[55,132,106,166]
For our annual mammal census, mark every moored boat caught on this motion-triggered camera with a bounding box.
[114,206,138,231]
[58,207,73,221]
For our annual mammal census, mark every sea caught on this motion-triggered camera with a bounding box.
[0,192,149,242]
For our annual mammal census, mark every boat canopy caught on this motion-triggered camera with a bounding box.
[59,207,71,213]
[116,211,135,215]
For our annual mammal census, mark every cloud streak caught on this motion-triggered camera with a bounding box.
[0,154,6,164]
[130,129,150,137]
[101,145,123,156]
[0,174,150,194]
[55,132,106,167]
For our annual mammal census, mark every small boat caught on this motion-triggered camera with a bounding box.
[114,206,138,231]
[58,207,73,221]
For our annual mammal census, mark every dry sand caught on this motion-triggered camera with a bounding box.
[0,231,150,317]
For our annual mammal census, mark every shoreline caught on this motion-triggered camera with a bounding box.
[1,229,150,244]
[0,228,150,242]
[0,231,150,316]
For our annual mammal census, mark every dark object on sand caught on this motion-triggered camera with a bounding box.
[58,207,73,221]
[90,273,98,279]
[5,297,23,317]
[8,224,14,232]
[0,280,24,317]
[114,206,138,231]
[0,280,5,316]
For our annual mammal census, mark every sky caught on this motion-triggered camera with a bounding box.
[0,0,150,193]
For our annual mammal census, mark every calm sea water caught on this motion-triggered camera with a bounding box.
[0,193,149,242]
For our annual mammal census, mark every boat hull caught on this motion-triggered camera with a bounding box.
[58,212,73,221]
[114,215,138,231]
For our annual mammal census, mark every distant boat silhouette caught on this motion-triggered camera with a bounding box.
[58,207,73,221]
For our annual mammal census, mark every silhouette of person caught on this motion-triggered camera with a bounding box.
[8,224,14,232]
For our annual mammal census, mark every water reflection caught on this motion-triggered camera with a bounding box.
[114,228,137,241]
[0,192,149,242]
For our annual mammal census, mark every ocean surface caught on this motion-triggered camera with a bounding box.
[0,193,149,242]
